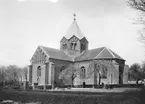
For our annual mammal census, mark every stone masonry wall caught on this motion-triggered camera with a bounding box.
[73,61,94,86]
[31,63,46,85]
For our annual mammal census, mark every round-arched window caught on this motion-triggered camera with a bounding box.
[60,66,65,72]
[80,66,86,79]
[71,42,77,50]
[37,66,41,77]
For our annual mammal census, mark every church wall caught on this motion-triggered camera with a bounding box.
[60,36,89,54]
[40,64,46,85]
[73,59,126,86]
[49,59,73,86]
[73,61,95,85]
[49,59,95,86]
[80,37,89,51]
[67,40,72,50]
[31,59,123,86]
[60,37,82,53]
[27,65,32,84]
[68,38,81,51]
[76,40,81,52]
[32,63,40,85]
[45,63,49,85]
[60,37,69,50]
[115,59,125,84]
[123,65,129,84]
[32,63,46,85]
[73,60,120,86]
[92,60,120,85]
[106,62,119,84]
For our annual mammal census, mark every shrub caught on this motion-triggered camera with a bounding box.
[46,85,52,89]
[28,86,33,90]
[104,84,109,89]
[38,86,44,89]
[12,85,21,89]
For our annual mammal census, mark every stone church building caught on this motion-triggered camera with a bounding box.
[28,16,128,88]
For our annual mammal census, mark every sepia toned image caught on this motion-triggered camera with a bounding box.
[0,0,145,104]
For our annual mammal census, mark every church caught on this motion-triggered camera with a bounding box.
[27,15,129,88]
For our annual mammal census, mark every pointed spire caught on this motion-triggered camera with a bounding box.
[64,14,85,40]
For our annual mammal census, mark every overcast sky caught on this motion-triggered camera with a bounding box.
[0,0,144,67]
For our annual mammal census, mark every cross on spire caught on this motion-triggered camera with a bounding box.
[73,13,76,20]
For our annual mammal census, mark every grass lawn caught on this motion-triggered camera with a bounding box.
[0,88,144,104]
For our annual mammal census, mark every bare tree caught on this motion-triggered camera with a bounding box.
[128,0,145,12]
[128,0,145,43]
[6,65,21,84]
[129,63,145,84]
[22,66,28,81]
[141,61,145,78]
[87,60,118,86]
[0,66,6,88]
[59,64,79,87]
[94,60,108,86]
[59,60,118,87]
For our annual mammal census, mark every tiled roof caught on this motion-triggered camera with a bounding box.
[75,47,125,61]
[40,46,73,61]
[40,46,124,62]
[109,49,124,60]
[75,47,104,61]
[64,20,85,40]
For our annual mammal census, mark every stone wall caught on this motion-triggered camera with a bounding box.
[49,60,95,86]
[106,61,119,84]
[115,59,125,84]
[31,63,46,85]
[60,36,88,54]
[29,58,127,87]
[73,61,94,85]
[49,59,72,86]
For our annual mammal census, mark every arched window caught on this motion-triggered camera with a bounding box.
[71,43,73,49]
[60,66,65,72]
[74,43,77,49]
[80,66,86,79]
[100,66,107,79]
[37,66,41,77]
[71,42,77,50]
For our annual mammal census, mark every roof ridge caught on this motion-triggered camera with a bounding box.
[109,49,124,60]
[94,47,106,59]
[106,47,116,58]
[63,51,75,62]
[40,46,74,61]
[40,45,62,51]
[75,20,83,38]
[88,47,105,52]
[75,50,86,59]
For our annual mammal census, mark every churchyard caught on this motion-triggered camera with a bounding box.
[0,86,144,104]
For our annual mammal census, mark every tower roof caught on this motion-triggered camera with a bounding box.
[64,18,85,40]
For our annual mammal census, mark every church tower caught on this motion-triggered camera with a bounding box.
[60,14,88,57]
